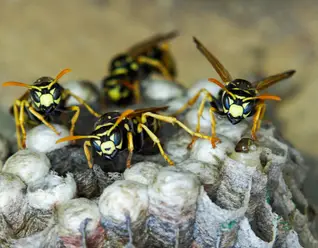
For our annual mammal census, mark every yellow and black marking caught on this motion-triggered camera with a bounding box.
[174,37,296,148]
[102,30,179,106]
[56,106,212,169]
[2,68,101,149]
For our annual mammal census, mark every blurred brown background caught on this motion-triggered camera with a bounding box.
[0,0,316,157]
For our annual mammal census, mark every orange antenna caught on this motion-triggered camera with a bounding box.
[256,94,281,101]
[48,68,72,89]
[2,81,42,91]
[56,135,99,144]
[107,109,135,134]
[2,81,32,88]
[245,93,281,102]
[208,78,236,99]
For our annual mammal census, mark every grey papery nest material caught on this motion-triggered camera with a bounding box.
[0,78,315,247]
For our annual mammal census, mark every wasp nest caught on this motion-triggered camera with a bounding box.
[0,79,315,248]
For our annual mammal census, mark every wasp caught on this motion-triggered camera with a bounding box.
[174,37,296,149]
[102,30,178,106]
[2,69,101,149]
[56,106,211,169]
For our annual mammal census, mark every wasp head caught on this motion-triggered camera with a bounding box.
[102,74,133,104]
[109,54,139,75]
[91,118,125,160]
[29,77,63,113]
[2,68,71,114]
[222,79,257,124]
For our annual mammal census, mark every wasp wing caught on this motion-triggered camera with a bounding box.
[252,70,295,91]
[193,37,232,83]
[128,31,179,57]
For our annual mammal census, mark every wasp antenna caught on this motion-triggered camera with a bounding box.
[208,78,236,99]
[108,109,135,134]
[208,78,226,89]
[193,36,199,45]
[287,69,296,76]
[56,135,98,144]
[256,94,281,101]
[2,81,31,88]
[48,68,72,89]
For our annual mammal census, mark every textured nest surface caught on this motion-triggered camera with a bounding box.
[0,79,315,248]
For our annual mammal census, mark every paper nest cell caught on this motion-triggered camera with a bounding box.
[25,124,71,153]
[141,78,185,102]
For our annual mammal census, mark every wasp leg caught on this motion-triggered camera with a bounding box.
[159,42,181,84]
[84,140,93,169]
[187,90,215,149]
[18,100,28,148]
[173,88,212,116]
[27,103,61,136]
[64,89,101,118]
[172,88,220,149]
[209,107,220,148]
[13,101,23,149]
[251,101,266,140]
[137,123,174,166]
[141,112,212,143]
[133,80,141,104]
[258,103,266,130]
[126,132,134,168]
[137,56,173,80]
[66,105,80,139]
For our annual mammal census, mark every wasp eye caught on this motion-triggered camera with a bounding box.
[224,97,229,109]
[242,101,253,114]
[92,140,102,152]
[50,86,61,100]
[224,95,233,109]
[30,90,41,103]
[110,131,121,146]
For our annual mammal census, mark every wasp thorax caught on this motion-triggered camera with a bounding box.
[222,79,257,125]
